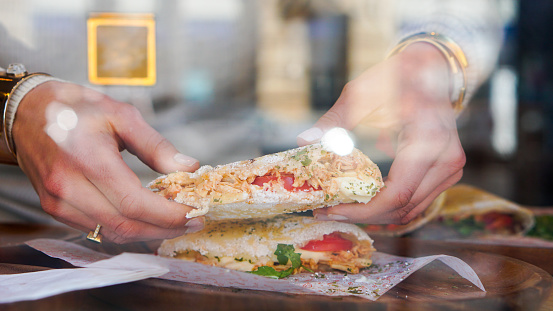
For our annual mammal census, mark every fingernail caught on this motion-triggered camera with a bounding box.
[173,153,198,167]
[185,218,204,233]
[314,213,349,221]
[297,127,324,144]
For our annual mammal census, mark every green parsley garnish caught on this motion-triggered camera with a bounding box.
[291,150,312,167]
[249,244,312,279]
[444,217,485,237]
[527,215,553,241]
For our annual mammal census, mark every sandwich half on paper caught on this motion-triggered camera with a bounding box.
[148,143,384,220]
[157,214,375,276]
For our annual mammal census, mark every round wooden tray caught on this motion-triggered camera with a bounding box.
[1,240,551,310]
[82,251,551,311]
[0,223,82,247]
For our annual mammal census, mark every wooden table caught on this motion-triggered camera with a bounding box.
[0,224,552,311]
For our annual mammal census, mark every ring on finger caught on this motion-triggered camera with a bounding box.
[86,224,103,243]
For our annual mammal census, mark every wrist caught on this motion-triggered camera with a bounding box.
[388,32,468,115]
[0,63,61,165]
[396,42,451,105]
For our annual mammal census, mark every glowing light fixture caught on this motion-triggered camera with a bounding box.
[87,13,156,86]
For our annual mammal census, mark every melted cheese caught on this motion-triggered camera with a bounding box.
[296,249,329,263]
[336,177,379,203]
[218,256,256,271]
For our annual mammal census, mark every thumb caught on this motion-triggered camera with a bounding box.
[114,109,199,174]
[131,132,199,174]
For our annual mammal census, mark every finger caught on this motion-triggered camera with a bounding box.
[110,104,199,174]
[45,185,204,243]
[399,170,463,223]
[316,133,464,224]
[69,134,202,230]
[316,127,451,223]
[52,208,199,244]
[382,132,465,223]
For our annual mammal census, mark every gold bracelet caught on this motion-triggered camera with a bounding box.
[387,32,468,115]
[1,64,49,165]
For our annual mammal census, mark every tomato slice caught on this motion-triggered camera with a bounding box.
[252,174,319,192]
[481,212,514,231]
[251,175,275,187]
[363,225,384,232]
[300,232,353,252]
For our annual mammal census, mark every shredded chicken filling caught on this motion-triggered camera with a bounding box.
[172,238,373,274]
[150,150,376,204]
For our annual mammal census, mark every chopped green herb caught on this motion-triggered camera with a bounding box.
[249,266,293,279]
[275,244,301,266]
[444,217,485,237]
[249,244,310,279]
[527,215,553,241]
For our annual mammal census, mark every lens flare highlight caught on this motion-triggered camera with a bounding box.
[320,128,355,156]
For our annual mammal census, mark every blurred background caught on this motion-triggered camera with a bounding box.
[0,0,552,223]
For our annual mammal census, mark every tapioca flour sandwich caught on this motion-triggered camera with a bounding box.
[148,143,384,220]
[157,214,375,277]
[425,184,535,238]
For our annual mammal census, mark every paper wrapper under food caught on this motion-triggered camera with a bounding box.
[0,239,484,303]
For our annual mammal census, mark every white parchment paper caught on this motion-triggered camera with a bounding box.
[0,239,485,303]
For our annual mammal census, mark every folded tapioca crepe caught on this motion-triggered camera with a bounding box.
[148,143,384,220]
[431,184,535,237]
[157,214,375,275]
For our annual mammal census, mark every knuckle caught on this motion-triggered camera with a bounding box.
[386,211,406,225]
[451,148,467,171]
[389,207,413,225]
[160,215,178,230]
[442,148,466,177]
[42,169,70,199]
[151,136,172,157]
[111,220,140,243]
[395,187,415,210]
[118,194,143,220]
[118,103,143,121]
[40,196,62,216]
[387,187,417,224]
[399,212,417,225]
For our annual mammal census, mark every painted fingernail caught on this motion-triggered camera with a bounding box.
[314,213,349,221]
[184,218,204,233]
[173,153,198,167]
[297,127,324,144]
[327,214,350,221]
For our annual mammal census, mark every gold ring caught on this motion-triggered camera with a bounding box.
[86,224,103,243]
